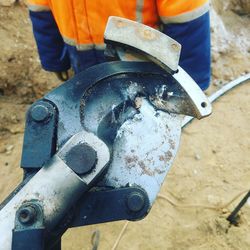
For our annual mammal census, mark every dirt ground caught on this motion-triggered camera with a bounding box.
[0,1,249,249]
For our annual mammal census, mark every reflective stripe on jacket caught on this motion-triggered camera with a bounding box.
[28,0,208,49]
[27,0,211,90]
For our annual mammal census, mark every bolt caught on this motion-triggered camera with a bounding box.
[116,20,125,28]
[127,192,145,212]
[18,205,37,225]
[142,29,156,40]
[65,143,97,175]
[171,43,179,51]
[30,104,50,122]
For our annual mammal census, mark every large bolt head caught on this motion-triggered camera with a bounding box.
[127,192,145,212]
[65,143,97,175]
[30,104,50,122]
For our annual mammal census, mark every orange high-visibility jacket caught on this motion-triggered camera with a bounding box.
[27,0,211,89]
[28,0,209,49]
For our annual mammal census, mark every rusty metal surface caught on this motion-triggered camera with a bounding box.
[103,98,182,205]
[104,16,181,73]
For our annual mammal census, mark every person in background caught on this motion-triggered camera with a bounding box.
[27,0,211,90]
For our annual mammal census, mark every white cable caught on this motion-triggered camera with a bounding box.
[182,73,250,127]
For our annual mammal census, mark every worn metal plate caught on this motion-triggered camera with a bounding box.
[173,67,212,119]
[104,16,181,73]
[105,17,211,119]
[150,67,212,119]
[103,99,182,206]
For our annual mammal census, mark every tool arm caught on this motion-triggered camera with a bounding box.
[0,131,110,250]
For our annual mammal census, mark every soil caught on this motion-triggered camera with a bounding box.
[0,1,249,250]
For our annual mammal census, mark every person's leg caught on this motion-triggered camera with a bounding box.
[163,12,211,90]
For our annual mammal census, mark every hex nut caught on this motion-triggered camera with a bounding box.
[18,205,37,225]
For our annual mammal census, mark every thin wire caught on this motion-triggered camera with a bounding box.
[111,189,249,250]
[157,189,249,211]
[111,221,129,250]
[182,73,250,127]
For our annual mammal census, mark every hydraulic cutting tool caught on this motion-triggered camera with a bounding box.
[0,17,212,250]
